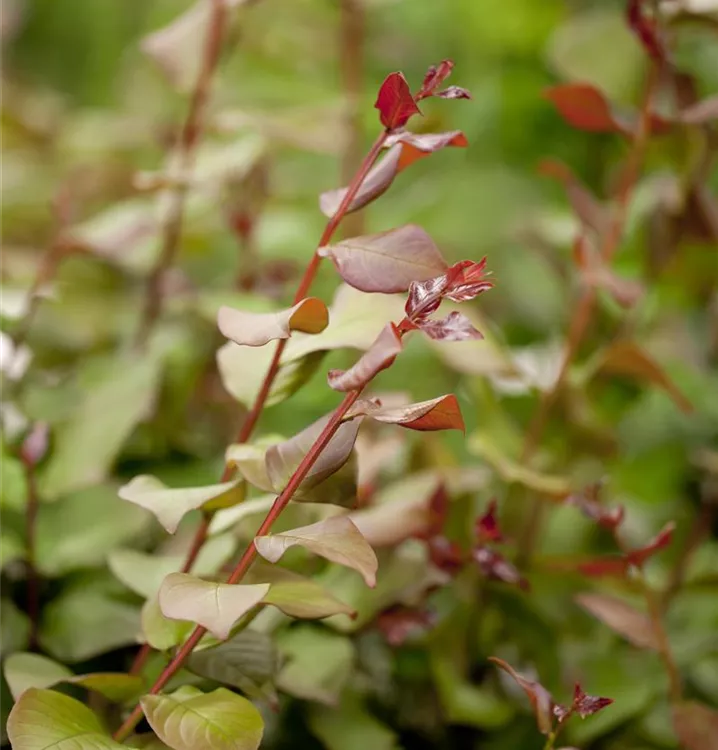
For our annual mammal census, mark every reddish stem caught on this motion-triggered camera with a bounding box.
[113,389,362,741]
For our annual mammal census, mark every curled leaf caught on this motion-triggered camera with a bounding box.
[374,72,422,130]
[475,499,503,544]
[626,521,675,567]
[489,657,554,734]
[263,579,355,620]
[218,298,329,347]
[319,225,448,294]
[427,536,465,574]
[417,311,483,342]
[571,683,614,719]
[327,323,402,392]
[158,573,269,640]
[444,258,494,303]
[347,394,465,432]
[566,483,625,530]
[386,130,469,170]
[575,592,660,650]
[417,60,455,100]
[255,516,378,587]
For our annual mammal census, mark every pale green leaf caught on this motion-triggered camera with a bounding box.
[1,598,30,655]
[4,653,72,701]
[263,579,355,620]
[141,686,263,750]
[142,596,194,651]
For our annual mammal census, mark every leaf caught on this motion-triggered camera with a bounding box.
[141,596,194,651]
[255,515,378,587]
[20,422,49,467]
[217,297,328,347]
[489,657,555,734]
[473,548,529,590]
[327,323,402,392]
[376,606,438,647]
[36,485,150,577]
[672,701,718,750]
[596,340,693,413]
[570,683,614,719]
[39,354,162,499]
[443,258,494,303]
[118,475,244,534]
[140,0,250,92]
[68,673,145,703]
[7,688,126,750]
[141,686,263,750]
[187,631,278,698]
[346,394,465,432]
[469,433,571,497]
[475,499,504,544]
[544,83,627,133]
[566,483,625,530]
[387,130,469,170]
[681,95,718,125]
[225,443,275,492]
[627,521,675,567]
[4,653,72,701]
[158,574,270,640]
[319,225,447,294]
[265,410,361,503]
[263,579,356,620]
[417,59,456,100]
[576,592,660,649]
[374,72,421,130]
[417,311,483,342]
[435,86,472,100]
[1,598,30,655]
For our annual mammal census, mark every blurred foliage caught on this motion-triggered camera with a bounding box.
[2,1,718,749]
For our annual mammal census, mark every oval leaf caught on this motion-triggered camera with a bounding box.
[158,574,270,640]
[374,72,422,130]
[7,688,126,750]
[255,515,378,587]
[141,686,263,750]
[319,225,447,294]
[347,394,465,432]
[544,83,626,133]
[4,653,72,701]
[576,592,660,650]
[142,595,194,651]
[217,297,329,347]
[328,323,402,392]
[118,475,244,534]
[263,580,355,620]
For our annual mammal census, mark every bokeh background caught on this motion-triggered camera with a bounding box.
[2,1,718,749]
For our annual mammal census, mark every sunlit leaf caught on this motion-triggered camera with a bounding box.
[417,59,456,99]
[489,657,555,734]
[319,225,447,294]
[217,297,328,347]
[158,574,269,640]
[118,475,245,534]
[327,323,402,392]
[67,673,145,703]
[576,592,660,649]
[255,515,378,587]
[141,686,263,750]
[347,394,464,432]
[374,72,421,130]
[141,595,193,651]
[7,688,126,750]
[672,701,718,750]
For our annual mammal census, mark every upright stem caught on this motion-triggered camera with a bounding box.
[23,463,40,650]
[113,389,362,741]
[134,0,227,349]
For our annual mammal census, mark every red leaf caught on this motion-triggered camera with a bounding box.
[327,323,403,392]
[544,84,627,134]
[425,483,450,538]
[375,72,422,130]
[444,258,493,303]
[436,86,472,100]
[626,521,675,567]
[377,606,437,646]
[428,535,465,574]
[418,60,455,100]
[347,394,465,432]
[566,484,625,530]
[627,0,664,61]
[576,556,630,579]
[418,311,483,342]
[489,657,554,734]
[474,547,529,590]
[405,274,449,323]
[572,683,614,719]
[475,499,503,544]
[21,422,50,467]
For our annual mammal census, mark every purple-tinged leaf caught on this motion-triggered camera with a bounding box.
[475,499,503,544]
[319,224,448,294]
[474,547,528,590]
[571,683,614,719]
[386,130,469,170]
[428,536,464,575]
[444,258,493,302]
[435,86,471,100]
[566,484,625,530]
[626,521,675,567]
[374,72,422,130]
[672,701,718,750]
[328,323,402,392]
[218,297,329,347]
[489,657,554,735]
[254,515,378,587]
[405,274,448,322]
[576,592,660,650]
[627,0,664,61]
[346,394,465,432]
[377,606,437,646]
[417,60,455,100]
[418,311,483,341]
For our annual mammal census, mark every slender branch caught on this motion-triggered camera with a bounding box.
[516,62,660,559]
[113,389,362,741]
[134,0,227,350]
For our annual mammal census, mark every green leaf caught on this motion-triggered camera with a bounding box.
[141,686,263,750]
[118,476,245,534]
[187,630,278,700]
[38,354,163,499]
[141,596,194,652]
[108,534,236,599]
[224,443,275,493]
[4,653,72,701]
[158,574,269,640]
[69,673,145,703]
[263,579,356,620]
[0,449,26,510]
[1,598,30,656]
[7,687,126,750]
[36,484,150,576]
[255,515,378,587]
[276,626,354,705]
[1,527,25,568]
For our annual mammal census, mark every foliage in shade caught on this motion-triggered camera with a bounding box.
[575,593,660,650]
